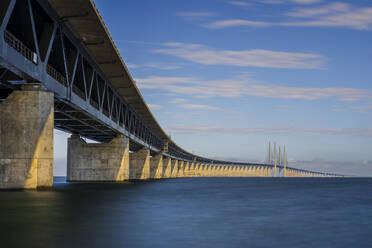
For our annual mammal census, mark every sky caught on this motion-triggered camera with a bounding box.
[55,0,372,176]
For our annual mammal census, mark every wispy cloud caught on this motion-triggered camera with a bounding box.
[228,1,252,7]
[166,125,372,137]
[291,0,322,4]
[206,2,372,30]
[351,105,372,113]
[136,74,372,102]
[285,2,350,17]
[148,104,162,110]
[170,98,187,103]
[153,42,324,69]
[255,0,323,5]
[179,104,220,110]
[204,19,271,28]
[126,62,181,70]
[332,105,372,114]
[283,3,372,30]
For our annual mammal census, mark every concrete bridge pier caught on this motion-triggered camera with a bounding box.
[150,154,163,179]
[170,160,179,178]
[0,84,54,189]
[194,163,200,177]
[67,134,130,181]
[129,147,151,180]
[278,168,283,177]
[185,162,195,177]
[177,161,185,178]
[163,157,172,178]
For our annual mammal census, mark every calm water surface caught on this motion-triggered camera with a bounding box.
[1,177,372,248]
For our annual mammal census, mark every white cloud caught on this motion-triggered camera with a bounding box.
[205,3,372,30]
[228,1,252,7]
[135,74,372,102]
[179,104,220,110]
[255,0,322,4]
[166,125,372,137]
[351,105,372,113]
[126,62,181,70]
[258,0,284,3]
[170,98,187,103]
[286,3,350,17]
[291,0,322,4]
[148,104,162,110]
[153,42,324,69]
[204,19,272,28]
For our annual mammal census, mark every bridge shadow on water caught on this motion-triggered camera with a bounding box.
[1,177,372,248]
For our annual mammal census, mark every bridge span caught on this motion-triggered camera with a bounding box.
[0,0,341,189]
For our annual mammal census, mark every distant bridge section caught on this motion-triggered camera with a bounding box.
[0,0,342,189]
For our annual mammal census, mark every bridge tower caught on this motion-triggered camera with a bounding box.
[267,141,272,165]
[283,145,287,177]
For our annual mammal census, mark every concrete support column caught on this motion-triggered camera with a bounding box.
[209,165,214,177]
[222,165,227,177]
[194,163,200,177]
[0,86,54,189]
[190,162,197,177]
[227,166,231,177]
[212,165,216,177]
[67,134,129,182]
[177,161,184,178]
[187,162,195,177]
[183,162,190,177]
[129,147,150,180]
[170,159,178,178]
[163,157,172,178]
[195,163,201,177]
[205,164,209,177]
[150,154,163,179]
[212,165,216,176]
[217,165,222,177]
[247,166,252,177]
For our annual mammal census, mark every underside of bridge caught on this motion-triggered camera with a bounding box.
[0,0,340,189]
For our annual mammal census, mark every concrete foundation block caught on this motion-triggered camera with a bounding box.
[0,87,54,189]
[129,148,150,180]
[170,160,178,178]
[163,157,172,178]
[67,134,129,181]
[177,161,184,178]
[150,154,163,179]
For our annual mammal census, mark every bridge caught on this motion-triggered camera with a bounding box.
[0,0,342,189]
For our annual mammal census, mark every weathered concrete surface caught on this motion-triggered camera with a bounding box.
[177,161,184,178]
[130,148,150,180]
[163,157,172,178]
[183,162,190,177]
[0,87,54,189]
[170,160,178,178]
[184,162,194,177]
[150,154,163,179]
[67,134,129,181]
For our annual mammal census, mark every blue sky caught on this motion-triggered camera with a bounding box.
[55,0,372,176]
